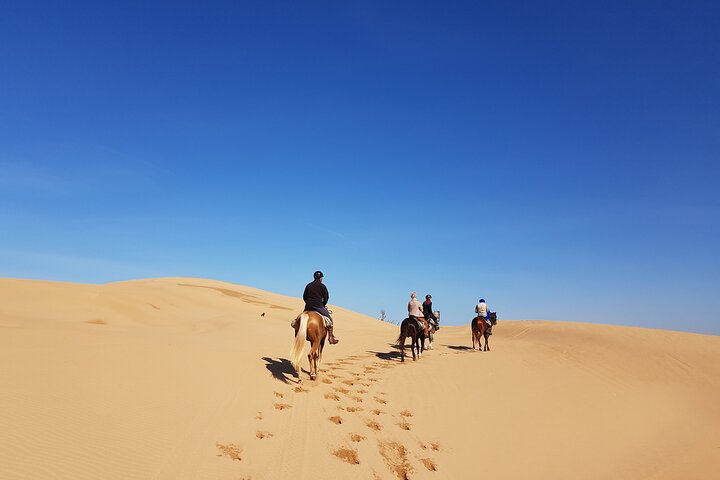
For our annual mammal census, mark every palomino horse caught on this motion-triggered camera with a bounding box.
[471,312,497,351]
[289,311,327,381]
[397,317,427,361]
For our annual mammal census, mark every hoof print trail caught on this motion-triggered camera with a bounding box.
[329,415,343,424]
[324,393,340,401]
[273,391,284,398]
[350,433,366,442]
[255,431,273,439]
[397,421,411,430]
[273,403,292,410]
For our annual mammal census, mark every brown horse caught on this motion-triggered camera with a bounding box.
[471,312,497,351]
[289,311,327,381]
[396,317,427,362]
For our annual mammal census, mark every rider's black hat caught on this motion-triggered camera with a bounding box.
[313,271,324,279]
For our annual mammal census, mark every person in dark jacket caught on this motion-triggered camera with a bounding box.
[423,294,439,330]
[303,270,338,344]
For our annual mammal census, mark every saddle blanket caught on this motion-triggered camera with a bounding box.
[291,312,332,329]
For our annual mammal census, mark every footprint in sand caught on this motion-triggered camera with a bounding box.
[216,442,242,461]
[420,441,441,452]
[332,447,360,464]
[345,406,363,413]
[374,396,387,405]
[255,431,273,439]
[273,391,284,398]
[333,386,351,395]
[321,378,333,384]
[349,433,366,442]
[366,419,382,431]
[397,420,411,430]
[329,416,343,425]
[379,441,412,479]
[371,409,384,416]
[420,458,438,471]
[293,386,308,393]
[324,393,341,401]
[399,409,412,418]
[273,403,292,410]
[254,412,264,420]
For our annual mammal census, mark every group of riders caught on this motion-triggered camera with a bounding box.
[301,271,493,345]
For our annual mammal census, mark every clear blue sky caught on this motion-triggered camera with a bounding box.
[1,1,718,334]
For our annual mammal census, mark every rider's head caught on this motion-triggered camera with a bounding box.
[479,298,485,303]
[426,294,432,300]
[410,292,417,299]
[313,271,324,281]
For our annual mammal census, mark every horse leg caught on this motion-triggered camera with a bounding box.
[411,333,417,361]
[399,333,406,362]
[308,340,320,379]
[419,335,425,357]
[485,333,490,351]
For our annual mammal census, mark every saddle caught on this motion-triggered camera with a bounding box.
[291,312,333,329]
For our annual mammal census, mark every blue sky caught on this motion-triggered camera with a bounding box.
[1,1,718,334]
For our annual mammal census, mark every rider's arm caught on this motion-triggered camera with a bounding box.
[322,284,329,306]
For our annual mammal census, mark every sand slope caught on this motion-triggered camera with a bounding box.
[1,278,718,479]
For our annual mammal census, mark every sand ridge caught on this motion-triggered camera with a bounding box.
[1,277,719,479]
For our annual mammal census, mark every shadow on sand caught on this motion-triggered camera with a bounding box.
[262,357,298,384]
[444,345,474,351]
[367,345,403,362]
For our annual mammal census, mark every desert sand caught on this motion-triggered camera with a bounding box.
[1,277,718,479]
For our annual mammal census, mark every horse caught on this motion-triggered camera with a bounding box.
[396,317,427,361]
[471,312,497,351]
[289,311,327,381]
[425,310,440,350]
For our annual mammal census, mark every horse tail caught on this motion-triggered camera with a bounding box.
[289,312,309,371]
[396,319,406,346]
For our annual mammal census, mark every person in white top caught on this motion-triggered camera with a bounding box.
[408,292,428,334]
[475,298,491,327]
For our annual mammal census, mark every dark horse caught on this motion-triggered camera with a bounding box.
[471,312,497,351]
[289,311,327,381]
[396,317,427,362]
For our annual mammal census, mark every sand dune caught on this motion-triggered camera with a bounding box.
[1,277,718,479]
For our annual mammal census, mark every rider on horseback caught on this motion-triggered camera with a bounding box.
[303,271,339,344]
[475,298,492,333]
[422,294,439,330]
[408,292,429,336]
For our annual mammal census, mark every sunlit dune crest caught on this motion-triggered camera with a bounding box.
[1,277,718,479]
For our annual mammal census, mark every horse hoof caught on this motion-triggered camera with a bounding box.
[310,374,316,380]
